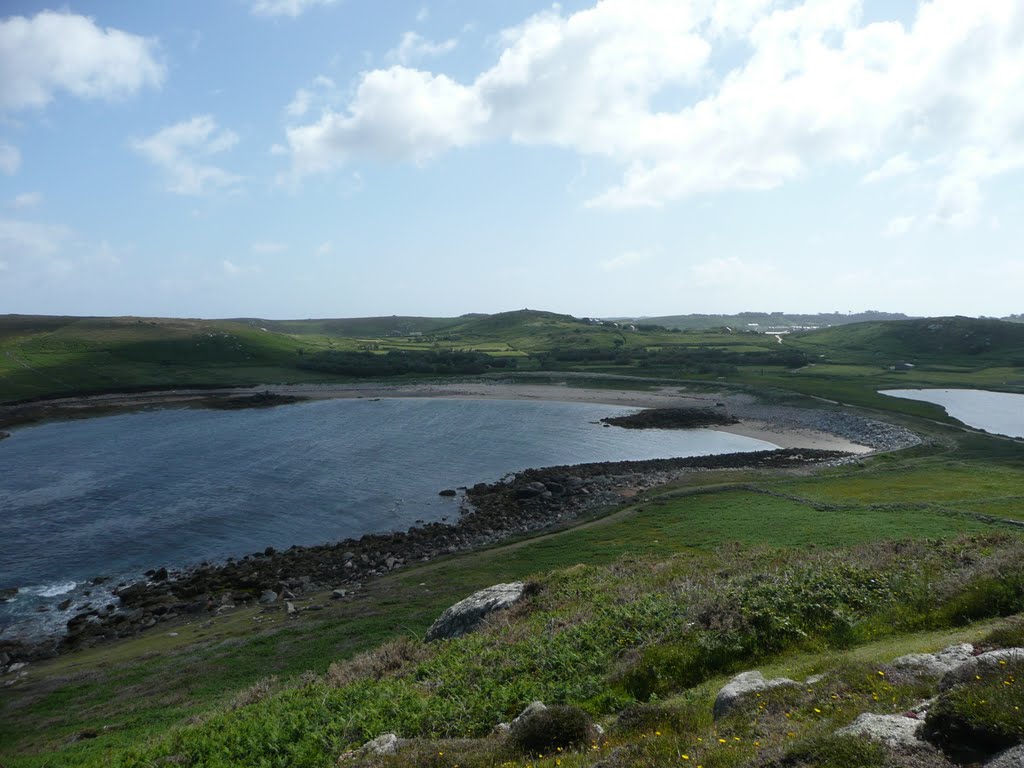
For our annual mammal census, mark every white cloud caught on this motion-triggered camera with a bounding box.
[0,217,66,259]
[283,67,488,177]
[280,0,1024,222]
[863,153,920,184]
[600,250,649,271]
[252,241,288,253]
[284,76,337,120]
[388,31,458,65]
[11,192,42,209]
[222,259,259,276]
[249,0,337,18]
[0,11,164,111]
[132,116,242,195]
[286,88,314,119]
[0,142,19,174]
[416,7,430,23]
[316,240,333,255]
[883,215,915,237]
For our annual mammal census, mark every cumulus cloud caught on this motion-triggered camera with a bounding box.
[388,31,458,65]
[0,142,19,174]
[0,11,164,111]
[284,76,336,120]
[11,192,42,209]
[863,153,920,184]
[249,0,337,18]
[279,0,1024,222]
[132,116,242,195]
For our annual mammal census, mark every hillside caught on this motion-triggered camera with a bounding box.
[791,317,1024,367]
[2,427,1023,767]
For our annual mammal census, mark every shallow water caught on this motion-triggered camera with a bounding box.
[880,388,1024,438]
[0,397,776,638]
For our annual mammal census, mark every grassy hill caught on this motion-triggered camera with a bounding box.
[2,313,1023,422]
[790,316,1024,367]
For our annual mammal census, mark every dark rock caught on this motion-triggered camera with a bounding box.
[438,489,457,497]
[152,567,169,582]
[57,598,72,611]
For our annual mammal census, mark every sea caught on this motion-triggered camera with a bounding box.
[0,397,777,639]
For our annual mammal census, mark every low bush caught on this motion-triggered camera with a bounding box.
[924,657,1024,757]
[981,617,1024,649]
[507,705,596,756]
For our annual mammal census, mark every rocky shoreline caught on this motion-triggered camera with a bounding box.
[1,448,849,667]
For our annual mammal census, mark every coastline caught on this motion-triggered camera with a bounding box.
[1,448,853,665]
[0,380,879,454]
[0,379,921,666]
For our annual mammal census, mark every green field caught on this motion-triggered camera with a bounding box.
[2,312,1023,767]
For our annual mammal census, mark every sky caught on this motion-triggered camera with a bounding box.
[0,0,1022,320]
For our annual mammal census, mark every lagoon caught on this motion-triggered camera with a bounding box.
[0,397,776,636]
[880,388,1024,438]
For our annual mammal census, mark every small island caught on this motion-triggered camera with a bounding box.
[600,406,738,430]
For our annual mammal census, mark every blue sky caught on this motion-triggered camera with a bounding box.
[1,0,1022,319]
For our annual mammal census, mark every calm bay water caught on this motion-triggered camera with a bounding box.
[880,388,1024,438]
[0,398,776,637]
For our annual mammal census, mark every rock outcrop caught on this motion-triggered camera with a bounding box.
[837,713,926,748]
[938,648,1023,691]
[892,643,976,678]
[425,582,526,642]
[713,671,800,719]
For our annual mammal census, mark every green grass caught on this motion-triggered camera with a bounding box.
[3,312,1024,766]
[3,443,1021,767]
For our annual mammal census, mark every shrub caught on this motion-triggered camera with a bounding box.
[508,705,596,756]
[981,617,1024,649]
[326,635,429,688]
[937,574,1024,626]
[924,657,1024,757]
[228,675,278,710]
[612,702,686,734]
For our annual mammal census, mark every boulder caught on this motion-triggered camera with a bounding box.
[986,745,1024,768]
[836,713,926,748]
[512,701,548,727]
[425,582,526,641]
[258,590,278,605]
[494,701,549,736]
[438,489,457,497]
[939,648,1024,691]
[713,671,800,719]
[892,643,975,678]
[361,733,399,756]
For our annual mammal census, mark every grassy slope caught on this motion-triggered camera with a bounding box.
[2,424,1023,766]
[2,313,1024,766]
